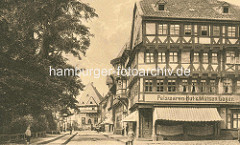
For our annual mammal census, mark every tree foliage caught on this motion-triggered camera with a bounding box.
[0,0,97,133]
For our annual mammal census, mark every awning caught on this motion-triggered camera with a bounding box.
[154,107,223,122]
[123,111,138,122]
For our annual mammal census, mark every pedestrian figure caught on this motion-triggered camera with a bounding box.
[25,126,31,145]
[96,125,100,133]
[69,126,72,135]
[126,130,134,145]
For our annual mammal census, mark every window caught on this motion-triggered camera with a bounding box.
[88,119,92,124]
[181,80,188,93]
[170,24,180,35]
[181,51,190,63]
[213,26,220,36]
[232,112,240,129]
[201,26,208,36]
[145,79,153,92]
[191,80,198,93]
[194,52,199,63]
[145,52,154,63]
[146,23,156,34]
[223,7,229,13]
[117,80,122,88]
[158,24,168,35]
[239,26,240,37]
[226,51,235,64]
[158,52,165,63]
[202,53,208,63]
[209,80,216,93]
[200,80,207,93]
[236,54,240,64]
[92,107,95,110]
[158,4,165,10]
[90,101,93,104]
[228,26,236,37]
[82,117,86,125]
[236,81,240,94]
[212,53,218,64]
[169,52,178,63]
[223,79,232,93]
[184,25,192,35]
[94,117,98,124]
[168,80,176,92]
[157,80,164,92]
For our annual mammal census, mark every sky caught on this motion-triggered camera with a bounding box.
[67,0,240,96]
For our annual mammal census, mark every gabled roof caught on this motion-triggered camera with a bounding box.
[111,42,130,65]
[137,0,240,21]
[76,83,103,106]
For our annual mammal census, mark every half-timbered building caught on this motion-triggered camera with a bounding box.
[110,0,240,140]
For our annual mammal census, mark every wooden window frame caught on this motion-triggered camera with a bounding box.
[145,79,153,92]
[158,52,166,63]
[191,80,198,93]
[227,26,236,38]
[184,24,192,36]
[213,25,221,37]
[181,79,188,93]
[236,81,240,94]
[232,111,240,129]
[223,6,229,13]
[212,52,218,64]
[158,24,168,35]
[202,53,208,64]
[158,4,165,11]
[193,52,200,63]
[200,80,207,93]
[200,25,209,36]
[167,80,176,92]
[226,51,235,64]
[223,79,232,94]
[170,24,180,36]
[145,52,155,63]
[169,52,178,63]
[209,80,216,94]
[157,79,164,92]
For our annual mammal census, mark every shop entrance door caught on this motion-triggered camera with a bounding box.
[139,108,152,138]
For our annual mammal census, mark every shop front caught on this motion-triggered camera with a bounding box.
[101,118,114,133]
[123,111,138,136]
[152,107,223,140]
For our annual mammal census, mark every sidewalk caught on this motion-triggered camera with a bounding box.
[33,132,68,144]
[102,132,240,145]
[5,132,68,144]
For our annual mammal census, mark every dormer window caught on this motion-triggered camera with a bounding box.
[158,4,165,11]
[222,2,230,13]
[223,7,229,13]
[157,0,166,11]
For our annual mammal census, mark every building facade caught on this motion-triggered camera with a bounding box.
[75,83,103,130]
[98,76,115,132]
[110,0,240,141]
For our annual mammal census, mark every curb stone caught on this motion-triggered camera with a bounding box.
[36,133,67,144]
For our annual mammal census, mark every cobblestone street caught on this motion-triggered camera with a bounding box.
[63,131,124,145]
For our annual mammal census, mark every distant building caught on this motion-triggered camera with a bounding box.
[98,75,115,133]
[75,83,103,130]
[110,0,240,141]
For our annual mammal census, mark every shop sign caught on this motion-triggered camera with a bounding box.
[144,94,240,103]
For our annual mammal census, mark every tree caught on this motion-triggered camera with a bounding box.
[0,0,97,133]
